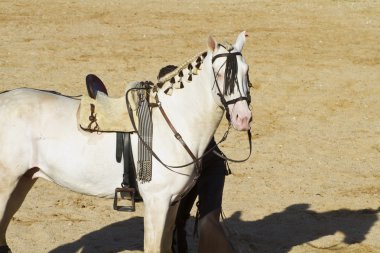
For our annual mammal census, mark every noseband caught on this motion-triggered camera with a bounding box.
[212,51,251,121]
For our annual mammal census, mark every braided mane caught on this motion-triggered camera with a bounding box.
[155,42,233,95]
[156,51,207,94]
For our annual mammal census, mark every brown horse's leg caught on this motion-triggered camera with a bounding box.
[0,168,37,251]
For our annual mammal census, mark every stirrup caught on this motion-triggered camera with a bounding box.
[113,186,136,212]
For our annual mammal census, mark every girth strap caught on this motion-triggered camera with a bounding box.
[116,132,123,163]
[115,132,141,193]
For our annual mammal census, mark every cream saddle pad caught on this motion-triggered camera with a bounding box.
[78,87,140,133]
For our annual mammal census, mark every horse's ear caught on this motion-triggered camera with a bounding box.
[208,35,218,52]
[233,31,248,52]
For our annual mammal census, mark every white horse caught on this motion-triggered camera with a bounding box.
[0,32,252,253]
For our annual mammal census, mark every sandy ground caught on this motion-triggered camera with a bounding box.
[1,0,379,252]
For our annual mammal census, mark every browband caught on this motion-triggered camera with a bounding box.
[212,52,242,64]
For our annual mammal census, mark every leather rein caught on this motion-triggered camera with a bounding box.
[125,51,252,175]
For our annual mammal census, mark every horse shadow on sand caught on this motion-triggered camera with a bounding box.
[49,216,144,253]
[49,204,379,253]
[224,203,380,253]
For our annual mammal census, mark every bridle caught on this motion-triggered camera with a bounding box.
[210,48,253,162]
[211,49,252,121]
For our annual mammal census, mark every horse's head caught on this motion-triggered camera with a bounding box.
[207,31,252,131]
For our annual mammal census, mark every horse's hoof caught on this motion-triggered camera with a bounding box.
[0,245,11,253]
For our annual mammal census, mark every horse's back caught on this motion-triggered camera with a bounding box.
[0,88,78,118]
[0,88,80,175]
[0,88,123,196]
[0,88,79,138]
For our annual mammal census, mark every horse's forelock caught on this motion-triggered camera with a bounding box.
[224,53,239,96]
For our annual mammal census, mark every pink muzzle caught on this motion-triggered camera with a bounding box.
[228,100,252,131]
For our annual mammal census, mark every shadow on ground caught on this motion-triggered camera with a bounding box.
[49,216,144,253]
[49,204,379,253]
[225,204,380,253]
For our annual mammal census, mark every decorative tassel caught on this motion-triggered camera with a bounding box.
[187,64,193,82]
[173,81,181,89]
[173,81,184,89]
[177,70,184,86]
[164,87,173,95]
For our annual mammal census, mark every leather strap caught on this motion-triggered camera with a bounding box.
[155,97,198,162]
[125,86,251,172]
[125,87,198,174]
[212,129,252,163]
[116,132,124,163]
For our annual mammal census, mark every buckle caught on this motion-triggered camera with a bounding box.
[113,187,136,212]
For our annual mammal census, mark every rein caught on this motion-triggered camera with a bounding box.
[125,86,201,176]
[212,128,252,163]
[125,86,230,174]
[122,47,252,178]
[125,85,252,174]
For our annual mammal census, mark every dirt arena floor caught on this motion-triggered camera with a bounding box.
[1,0,379,252]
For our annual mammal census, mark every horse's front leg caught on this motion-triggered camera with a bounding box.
[143,195,179,253]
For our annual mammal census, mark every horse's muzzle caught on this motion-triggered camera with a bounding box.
[229,101,252,131]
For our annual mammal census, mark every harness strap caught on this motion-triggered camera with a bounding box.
[155,96,202,179]
[126,87,197,174]
[116,132,124,163]
[125,86,252,169]
[224,96,249,105]
[155,98,197,163]
[115,132,136,188]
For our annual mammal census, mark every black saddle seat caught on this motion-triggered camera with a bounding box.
[86,74,108,99]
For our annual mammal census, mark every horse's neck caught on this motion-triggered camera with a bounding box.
[153,70,223,159]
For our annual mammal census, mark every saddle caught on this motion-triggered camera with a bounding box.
[78,75,139,133]
[80,74,143,211]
